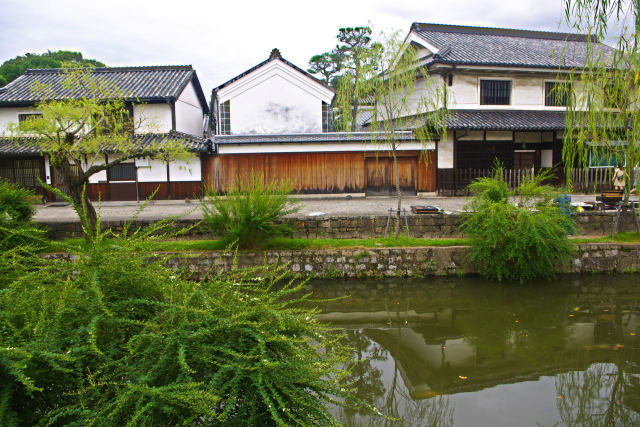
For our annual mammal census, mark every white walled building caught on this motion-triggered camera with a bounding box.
[387,23,615,194]
[207,49,436,195]
[0,66,210,200]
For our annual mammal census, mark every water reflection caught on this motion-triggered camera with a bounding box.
[306,276,640,426]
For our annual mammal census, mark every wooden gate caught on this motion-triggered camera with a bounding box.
[365,157,416,196]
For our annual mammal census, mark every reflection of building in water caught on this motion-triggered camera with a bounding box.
[317,298,638,399]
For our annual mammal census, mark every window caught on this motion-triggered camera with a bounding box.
[220,100,231,135]
[545,81,571,107]
[18,113,43,122]
[107,162,136,181]
[589,149,625,168]
[322,101,331,132]
[480,80,511,105]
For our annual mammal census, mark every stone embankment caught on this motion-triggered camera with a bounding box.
[162,243,640,279]
[43,211,639,240]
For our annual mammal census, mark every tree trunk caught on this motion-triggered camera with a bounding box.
[393,146,402,238]
[59,158,98,236]
[350,98,359,132]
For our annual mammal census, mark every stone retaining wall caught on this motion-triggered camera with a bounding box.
[162,243,640,279]
[42,211,638,240]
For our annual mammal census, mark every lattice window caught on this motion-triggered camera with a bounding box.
[107,162,136,181]
[480,80,511,105]
[0,157,44,189]
[18,113,43,123]
[220,100,231,135]
[322,101,331,132]
[545,81,571,106]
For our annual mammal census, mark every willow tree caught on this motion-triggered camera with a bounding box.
[366,31,448,237]
[562,0,640,235]
[8,66,188,234]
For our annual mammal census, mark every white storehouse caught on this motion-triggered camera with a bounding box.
[386,23,615,194]
[0,66,210,200]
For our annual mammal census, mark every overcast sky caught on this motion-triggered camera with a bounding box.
[2,0,577,93]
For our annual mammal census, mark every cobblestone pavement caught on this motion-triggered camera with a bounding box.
[34,194,603,223]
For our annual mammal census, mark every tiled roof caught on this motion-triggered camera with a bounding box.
[213,50,334,93]
[443,109,567,131]
[0,66,209,113]
[213,131,416,145]
[0,131,209,156]
[0,137,43,156]
[412,23,615,69]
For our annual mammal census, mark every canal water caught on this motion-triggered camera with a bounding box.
[306,275,640,426]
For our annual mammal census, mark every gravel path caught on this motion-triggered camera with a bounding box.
[34,194,603,223]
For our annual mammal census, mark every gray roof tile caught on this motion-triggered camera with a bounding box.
[443,109,566,131]
[0,66,209,113]
[413,23,615,69]
[0,131,208,156]
[213,131,415,145]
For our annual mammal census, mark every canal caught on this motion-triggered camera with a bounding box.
[306,275,640,426]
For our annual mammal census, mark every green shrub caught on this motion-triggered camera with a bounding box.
[460,165,574,282]
[0,181,47,262]
[0,212,365,425]
[201,174,300,248]
[0,179,36,223]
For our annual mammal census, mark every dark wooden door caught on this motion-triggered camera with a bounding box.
[365,157,417,196]
[51,164,82,201]
[514,151,536,169]
[365,158,390,195]
[395,157,416,194]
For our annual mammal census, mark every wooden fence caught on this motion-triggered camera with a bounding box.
[437,167,621,195]
[437,168,535,196]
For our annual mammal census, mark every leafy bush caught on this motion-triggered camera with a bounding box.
[0,181,47,264]
[201,174,300,248]
[0,206,364,425]
[460,165,574,282]
[0,179,37,223]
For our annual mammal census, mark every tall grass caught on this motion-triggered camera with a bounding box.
[201,174,300,248]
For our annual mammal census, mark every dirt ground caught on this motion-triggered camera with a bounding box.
[34,194,603,223]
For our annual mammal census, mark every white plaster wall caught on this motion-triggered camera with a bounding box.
[133,103,172,133]
[229,75,322,134]
[406,76,443,115]
[0,106,40,135]
[168,156,201,181]
[446,73,575,111]
[437,133,454,168]
[135,158,167,182]
[217,141,435,154]
[486,131,513,140]
[85,156,107,183]
[457,131,484,141]
[541,149,553,167]
[515,132,542,143]
[217,60,334,135]
[43,155,52,184]
[175,81,204,136]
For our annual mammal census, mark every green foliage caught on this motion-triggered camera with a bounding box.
[201,174,300,248]
[0,203,365,425]
[561,0,640,198]
[307,52,343,86]
[0,179,36,222]
[0,181,47,272]
[0,50,105,87]
[461,165,575,282]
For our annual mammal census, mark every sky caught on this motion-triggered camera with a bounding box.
[0,0,583,94]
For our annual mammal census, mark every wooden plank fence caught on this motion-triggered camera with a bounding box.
[437,167,620,195]
[437,168,535,196]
